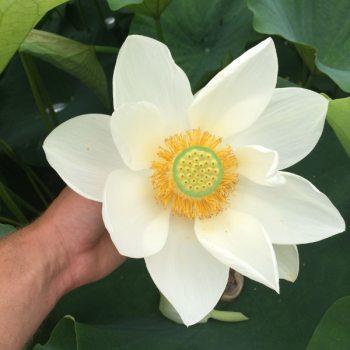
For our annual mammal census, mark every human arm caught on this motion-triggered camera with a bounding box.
[0,187,126,350]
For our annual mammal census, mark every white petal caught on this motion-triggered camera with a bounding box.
[230,88,329,169]
[189,38,277,138]
[110,102,164,171]
[145,217,229,326]
[235,145,285,186]
[232,173,345,244]
[43,114,125,201]
[273,244,299,282]
[159,293,211,325]
[113,35,193,136]
[195,209,279,293]
[103,169,170,258]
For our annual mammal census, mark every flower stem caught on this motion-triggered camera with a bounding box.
[0,138,54,205]
[94,46,120,54]
[92,0,107,29]
[19,52,53,133]
[55,8,75,28]
[25,55,59,127]
[77,0,91,32]
[304,73,314,90]
[210,310,249,322]
[24,166,54,201]
[5,186,41,216]
[0,216,21,226]
[0,138,15,157]
[0,181,28,224]
[24,170,49,208]
[154,18,164,43]
[55,8,65,19]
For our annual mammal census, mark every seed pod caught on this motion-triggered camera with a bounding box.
[220,269,244,303]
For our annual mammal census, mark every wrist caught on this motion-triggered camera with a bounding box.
[26,216,73,298]
[0,218,70,349]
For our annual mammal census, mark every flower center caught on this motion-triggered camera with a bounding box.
[172,146,223,197]
[151,129,238,219]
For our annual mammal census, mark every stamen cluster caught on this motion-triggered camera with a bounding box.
[151,129,239,219]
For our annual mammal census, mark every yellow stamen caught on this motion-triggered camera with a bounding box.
[151,129,238,219]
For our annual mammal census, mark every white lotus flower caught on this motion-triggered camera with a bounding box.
[43,35,345,326]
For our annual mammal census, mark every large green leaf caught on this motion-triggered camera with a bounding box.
[108,0,172,18]
[19,29,110,107]
[130,0,263,86]
[326,97,350,157]
[248,0,350,92]
[0,4,117,166]
[0,0,68,74]
[0,224,15,239]
[306,296,350,350]
[33,316,77,350]
[32,116,350,349]
[108,0,143,11]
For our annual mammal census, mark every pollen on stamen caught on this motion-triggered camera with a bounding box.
[150,129,238,219]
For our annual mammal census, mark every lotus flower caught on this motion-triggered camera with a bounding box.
[43,35,345,326]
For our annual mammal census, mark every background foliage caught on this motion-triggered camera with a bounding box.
[1,0,350,349]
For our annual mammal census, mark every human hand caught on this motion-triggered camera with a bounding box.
[0,187,125,350]
[36,187,126,294]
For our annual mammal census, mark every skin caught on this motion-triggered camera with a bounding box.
[0,187,126,350]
